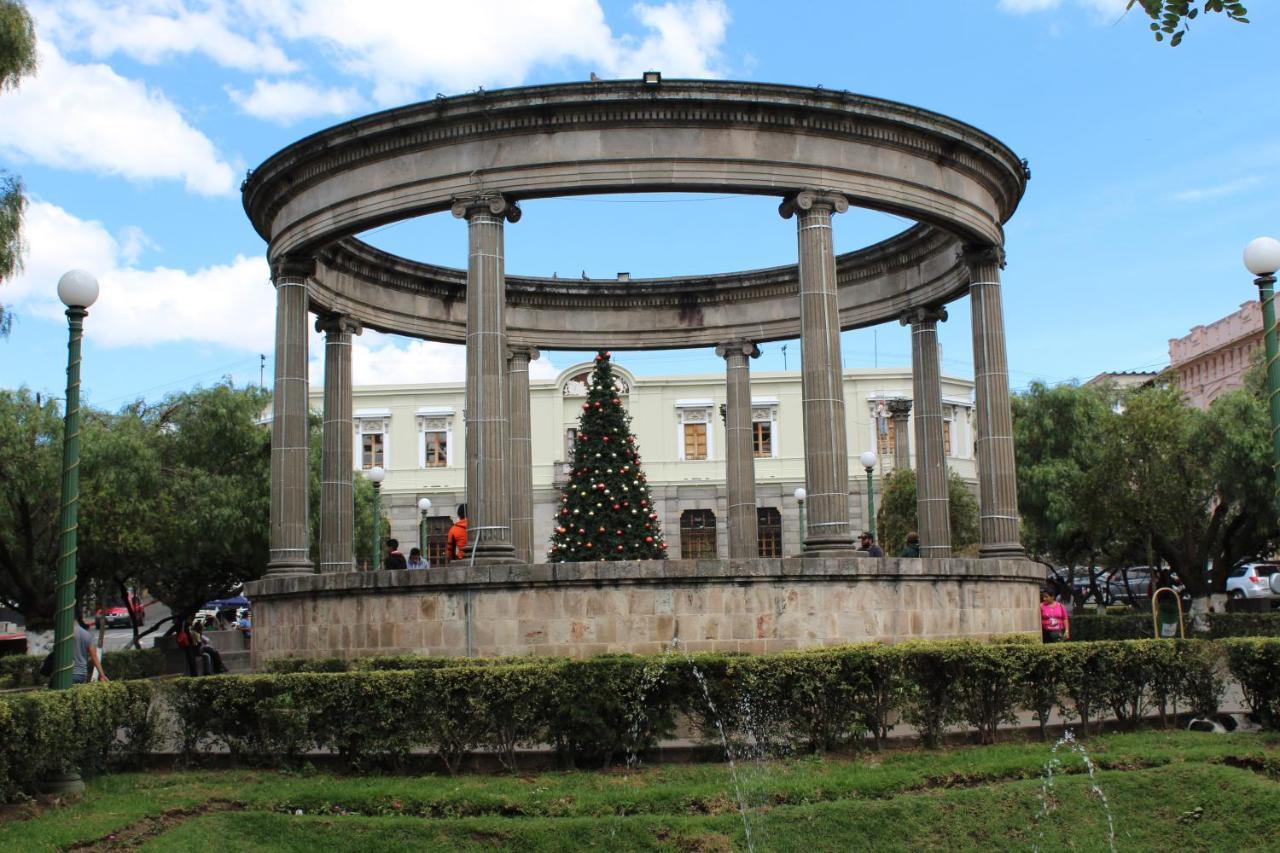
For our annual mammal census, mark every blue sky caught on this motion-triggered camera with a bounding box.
[1,0,1276,409]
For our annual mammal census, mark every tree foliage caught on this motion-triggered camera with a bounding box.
[877,468,979,557]
[548,351,666,561]
[1127,1,1249,46]
[0,0,37,336]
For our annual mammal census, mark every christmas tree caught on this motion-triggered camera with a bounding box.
[548,351,668,562]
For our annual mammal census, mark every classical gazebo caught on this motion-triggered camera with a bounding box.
[242,79,1040,662]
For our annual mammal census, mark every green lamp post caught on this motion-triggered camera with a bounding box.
[367,466,385,570]
[859,450,879,543]
[1245,237,1280,520]
[51,270,99,692]
[794,487,806,554]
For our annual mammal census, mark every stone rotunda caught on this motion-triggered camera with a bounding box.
[242,78,1041,662]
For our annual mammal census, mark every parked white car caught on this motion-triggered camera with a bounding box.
[1225,563,1280,600]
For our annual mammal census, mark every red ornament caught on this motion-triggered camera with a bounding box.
[612,398,620,405]
[617,545,624,552]
[645,536,653,543]
[582,403,590,410]
[660,542,668,550]
[602,436,610,442]
[586,542,593,549]
[612,504,620,510]
[604,351,612,357]
[599,526,606,533]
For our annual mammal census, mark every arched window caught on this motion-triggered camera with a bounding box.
[680,509,717,559]
[757,507,781,557]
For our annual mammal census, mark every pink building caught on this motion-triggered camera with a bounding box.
[1168,301,1263,409]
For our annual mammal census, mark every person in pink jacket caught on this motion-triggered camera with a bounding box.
[1040,589,1070,643]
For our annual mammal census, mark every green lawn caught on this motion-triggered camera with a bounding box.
[3,731,1278,851]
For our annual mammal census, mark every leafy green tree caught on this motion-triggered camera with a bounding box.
[1012,381,1117,602]
[1127,1,1249,46]
[548,351,666,561]
[0,389,63,629]
[876,469,978,557]
[0,0,37,336]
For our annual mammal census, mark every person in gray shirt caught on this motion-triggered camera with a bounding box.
[72,614,109,684]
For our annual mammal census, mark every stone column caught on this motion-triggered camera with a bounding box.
[780,190,856,554]
[888,399,912,472]
[267,256,314,576]
[902,306,951,557]
[507,345,540,564]
[452,193,522,564]
[716,339,761,559]
[966,246,1023,557]
[316,313,361,573]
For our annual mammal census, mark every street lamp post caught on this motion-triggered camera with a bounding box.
[417,497,432,563]
[793,487,806,553]
[367,466,385,570]
[51,271,99,693]
[859,450,879,543]
[1245,237,1280,520]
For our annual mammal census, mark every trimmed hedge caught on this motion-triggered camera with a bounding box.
[0,649,168,688]
[1071,610,1280,642]
[2,638,1276,802]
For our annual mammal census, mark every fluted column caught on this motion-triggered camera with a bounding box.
[902,306,951,557]
[716,339,761,559]
[452,193,522,564]
[267,256,314,576]
[316,313,361,573]
[888,398,912,472]
[780,190,856,554]
[966,246,1023,557]
[507,345,540,564]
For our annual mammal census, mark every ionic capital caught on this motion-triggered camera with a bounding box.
[778,190,849,220]
[506,344,541,363]
[451,192,522,223]
[315,313,362,337]
[270,254,315,283]
[960,243,1006,274]
[715,339,761,360]
[899,305,948,327]
[887,398,913,418]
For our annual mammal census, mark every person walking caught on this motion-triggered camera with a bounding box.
[446,504,468,563]
[1040,589,1070,643]
[72,610,109,684]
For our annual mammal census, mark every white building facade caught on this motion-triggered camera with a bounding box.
[322,363,977,565]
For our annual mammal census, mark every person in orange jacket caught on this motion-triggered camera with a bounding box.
[446,504,468,563]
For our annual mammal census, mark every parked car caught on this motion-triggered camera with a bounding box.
[94,598,142,628]
[1106,566,1184,605]
[1225,563,1280,600]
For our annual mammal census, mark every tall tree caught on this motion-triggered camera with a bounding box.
[0,0,38,336]
[876,469,979,557]
[548,351,667,561]
[0,389,63,628]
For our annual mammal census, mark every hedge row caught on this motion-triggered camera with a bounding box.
[0,649,168,689]
[1070,611,1280,642]
[3,638,1277,802]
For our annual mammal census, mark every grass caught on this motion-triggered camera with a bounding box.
[2,731,1278,851]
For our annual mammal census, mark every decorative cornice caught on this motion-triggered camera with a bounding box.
[506,345,541,362]
[900,305,949,327]
[271,255,315,282]
[315,313,362,336]
[887,398,913,417]
[961,244,1006,273]
[715,339,761,360]
[450,192,522,223]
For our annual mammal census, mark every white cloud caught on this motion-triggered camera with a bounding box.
[997,0,1127,20]
[227,78,365,124]
[0,44,239,195]
[31,0,297,73]
[9,202,558,384]
[1171,176,1264,203]
[7,201,274,349]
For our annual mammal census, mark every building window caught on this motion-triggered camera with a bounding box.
[423,431,447,467]
[757,507,781,557]
[355,413,391,470]
[875,413,897,460]
[751,403,778,458]
[680,509,717,559]
[415,410,454,469]
[676,403,713,460]
[943,408,954,457]
[684,423,708,460]
[564,427,577,459]
[423,515,452,565]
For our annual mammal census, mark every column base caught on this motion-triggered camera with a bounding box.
[979,544,1025,559]
[265,558,314,577]
[466,541,524,566]
[920,546,953,558]
[802,535,858,556]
